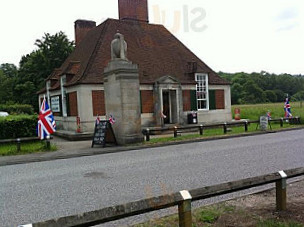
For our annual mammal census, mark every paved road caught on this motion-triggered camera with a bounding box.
[1,130,304,227]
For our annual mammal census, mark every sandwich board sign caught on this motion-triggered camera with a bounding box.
[92,120,117,148]
[260,115,268,131]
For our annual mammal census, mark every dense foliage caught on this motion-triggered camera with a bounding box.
[218,71,304,105]
[0,32,74,111]
[0,104,34,115]
[0,115,37,139]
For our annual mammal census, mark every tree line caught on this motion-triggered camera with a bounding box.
[218,71,304,105]
[0,32,74,111]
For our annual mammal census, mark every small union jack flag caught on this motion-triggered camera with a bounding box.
[267,111,271,120]
[109,115,116,125]
[95,115,100,125]
[284,98,292,118]
[37,97,56,140]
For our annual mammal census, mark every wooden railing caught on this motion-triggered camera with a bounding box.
[143,117,301,141]
[18,167,304,227]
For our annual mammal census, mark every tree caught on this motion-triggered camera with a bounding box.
[265,90,277,103]
[33,32,74,78]
[218,71,304,104]
[241,80,266,104]
[231,83,243,104]
[17,32,74,110]
[0,63,18,78]
[0,66,16,104]
[292,91,304,101]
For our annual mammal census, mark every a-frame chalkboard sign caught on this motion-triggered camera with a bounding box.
[91,120,117,148]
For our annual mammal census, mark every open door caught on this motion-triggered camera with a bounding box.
[162,91,170,124]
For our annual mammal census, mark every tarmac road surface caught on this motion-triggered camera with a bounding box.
[0,129,304,226]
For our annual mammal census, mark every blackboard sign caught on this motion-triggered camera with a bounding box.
[92,121,117,148]
[260,115,268,131]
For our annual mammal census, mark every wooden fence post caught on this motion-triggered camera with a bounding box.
[280,118,284,127]
[46,135,51,150]
[276,170,287,211]
[245,121,248,132]
[146,128,150,142]
[223,123,227,134]
[174,126,178,138]
[178,190,192,227]
[16,138,21,152]
[199,125,203,135]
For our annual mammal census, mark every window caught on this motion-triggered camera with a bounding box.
[195,73,208,110]
[140,90,154,113]
[68,92,78,116]
[92,91,105,116]
[209,90,225,110]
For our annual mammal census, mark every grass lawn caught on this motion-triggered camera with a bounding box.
[0,141,57,156]
[232,102,304,120]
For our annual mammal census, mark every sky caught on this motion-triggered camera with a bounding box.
[0,0,303,74]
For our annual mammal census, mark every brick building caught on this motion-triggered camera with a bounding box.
[38,0,231,133]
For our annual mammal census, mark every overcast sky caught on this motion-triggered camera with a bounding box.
[0,0,303,74]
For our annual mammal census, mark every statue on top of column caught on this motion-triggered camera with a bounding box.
[111,33,128,61]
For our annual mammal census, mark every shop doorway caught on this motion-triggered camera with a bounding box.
[162,90,178,124]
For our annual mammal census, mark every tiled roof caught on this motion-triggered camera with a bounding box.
[46,18,229,91]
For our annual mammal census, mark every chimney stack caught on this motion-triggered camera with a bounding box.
[119,0,149,23]
[74,20,96,46]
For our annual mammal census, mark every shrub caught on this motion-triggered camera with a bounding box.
[0,115,37,139]
[0,104,34,115]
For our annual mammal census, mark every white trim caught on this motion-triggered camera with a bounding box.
[279,170,287,178]
[46,80,51,105]
[180,190,192,200]
[60,75,67,117]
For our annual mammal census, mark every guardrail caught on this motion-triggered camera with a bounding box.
[19,167,304,227]
[143,117,301,141]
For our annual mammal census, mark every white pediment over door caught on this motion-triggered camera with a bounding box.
[156,75,181,84]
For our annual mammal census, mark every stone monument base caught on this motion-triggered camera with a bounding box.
[104,59,144,145]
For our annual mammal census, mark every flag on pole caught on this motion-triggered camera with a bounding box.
[95,115,100,125]
[109,115,116,125]
[37,97,56,140]
[267,110,271,120]
[284,98,292,118]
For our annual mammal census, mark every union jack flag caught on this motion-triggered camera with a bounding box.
[284,98,292,118]
[37,97,56,140]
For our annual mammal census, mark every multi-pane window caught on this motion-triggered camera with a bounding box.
[195,73,209,110]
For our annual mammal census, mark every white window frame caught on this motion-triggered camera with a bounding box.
[60,75,67,117]
[46,80,51,105]
[195,73,209,110]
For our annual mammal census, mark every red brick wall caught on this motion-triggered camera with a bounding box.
[183,90,191,111]
[215,90,225,109]
[92,90,105,116]
[119,0,149,22]
[74,20,96,46]
[68,92,78,116]
[141,90,154,113]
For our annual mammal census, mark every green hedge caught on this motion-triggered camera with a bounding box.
[0,104,34,115]
[0,115,37,139]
